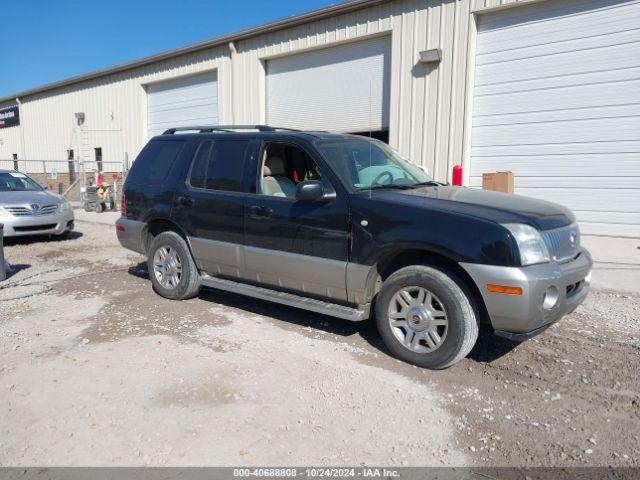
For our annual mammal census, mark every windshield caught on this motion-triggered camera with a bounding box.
[316,137,434,191]
[0,172,43,192]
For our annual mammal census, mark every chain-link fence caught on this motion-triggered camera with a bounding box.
[0,159,128,202]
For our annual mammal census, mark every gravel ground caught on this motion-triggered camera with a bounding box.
[0,218,638,466]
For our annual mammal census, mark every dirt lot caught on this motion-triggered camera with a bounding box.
[1,218,639,466]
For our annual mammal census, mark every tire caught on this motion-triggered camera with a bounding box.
[83,203,92,213]
[147,231,201,300]
[375,265,478,369]
[94,203,104,213]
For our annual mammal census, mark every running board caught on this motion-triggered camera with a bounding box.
[200,275,369,322]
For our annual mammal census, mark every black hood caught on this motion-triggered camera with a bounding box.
[360,186,575,230]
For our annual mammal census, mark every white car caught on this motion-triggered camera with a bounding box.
[0,169,74,238]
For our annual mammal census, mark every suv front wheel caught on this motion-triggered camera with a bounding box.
[148,231,201,300]
[375,265,478,369]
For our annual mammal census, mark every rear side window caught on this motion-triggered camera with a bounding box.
[207,140,249,191]
[127,139,184,185]
[189,141,212,189]
[188,139,249,192]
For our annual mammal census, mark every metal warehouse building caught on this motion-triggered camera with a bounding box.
[1,0,639,237]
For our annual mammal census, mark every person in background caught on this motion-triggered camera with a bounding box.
[95,182,108,212]
[105,182,115,210]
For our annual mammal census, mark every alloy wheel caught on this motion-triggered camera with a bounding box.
[153,245,183,290]
[388,286,449,353]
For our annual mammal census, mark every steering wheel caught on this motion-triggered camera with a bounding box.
[371,170,394,187]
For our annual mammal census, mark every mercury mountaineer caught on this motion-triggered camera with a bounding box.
[116,126,592,369]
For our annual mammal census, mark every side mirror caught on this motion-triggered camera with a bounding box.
[296,180,328,203]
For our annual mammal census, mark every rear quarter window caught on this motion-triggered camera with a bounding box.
[126,139,185,185]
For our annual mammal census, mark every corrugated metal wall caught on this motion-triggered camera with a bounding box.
[0,120,20,160]
[233,0,475,180]
[0,0,537,180]
[0,47,232,171]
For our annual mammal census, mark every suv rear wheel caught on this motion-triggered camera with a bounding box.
[148,231,201,300]
[375,265,478,369]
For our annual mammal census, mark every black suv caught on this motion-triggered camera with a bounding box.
[116,125,592,369]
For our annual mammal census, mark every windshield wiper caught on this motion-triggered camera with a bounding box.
[407,180,446,188]
[359,184,415,191]
[358,180,446,192]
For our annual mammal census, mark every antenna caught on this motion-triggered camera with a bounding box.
[368,79,373,200]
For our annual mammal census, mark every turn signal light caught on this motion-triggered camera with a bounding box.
[487,284,523,295]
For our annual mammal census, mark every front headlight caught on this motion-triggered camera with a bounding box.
[0,206,12,218]
[57,201,71,213]
[503,223,550,266]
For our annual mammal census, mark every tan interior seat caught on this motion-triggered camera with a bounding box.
[261,157,296,197]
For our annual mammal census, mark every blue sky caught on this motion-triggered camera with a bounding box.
[0,0,338,98]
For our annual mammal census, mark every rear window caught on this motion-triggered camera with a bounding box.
[188,139,249,192]
[206,140,249,192]
[126,139,184,185]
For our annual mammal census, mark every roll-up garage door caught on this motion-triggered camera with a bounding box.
[266,36,391,133]
[147,72,218,138]
[470,0,640,237]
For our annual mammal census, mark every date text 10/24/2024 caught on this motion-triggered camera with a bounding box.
[233,468,400,478]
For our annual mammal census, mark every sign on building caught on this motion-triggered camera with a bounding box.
[0,105,20,128]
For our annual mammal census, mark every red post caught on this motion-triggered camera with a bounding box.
[452,164,463,186]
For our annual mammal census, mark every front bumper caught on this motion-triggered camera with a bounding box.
[460,248,592,336]
[0,210,75,237]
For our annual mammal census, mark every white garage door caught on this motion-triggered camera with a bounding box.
[266,36,391,133]
[470,0,640,237]
[146,72,218,138]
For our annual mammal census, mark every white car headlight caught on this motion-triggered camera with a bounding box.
[503,223,550,266]
[0,206,12,218]
[57,201,71,213]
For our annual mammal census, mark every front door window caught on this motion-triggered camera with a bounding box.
[257,143,324,198]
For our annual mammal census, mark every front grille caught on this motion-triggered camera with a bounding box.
[542,223,581,263]
[13,224,57,232]
[5,204,58,217]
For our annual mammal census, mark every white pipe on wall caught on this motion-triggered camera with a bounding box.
[228,41,237,124]
[15,97,26,159]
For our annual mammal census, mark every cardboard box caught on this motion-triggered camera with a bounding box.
[482,171,514,194]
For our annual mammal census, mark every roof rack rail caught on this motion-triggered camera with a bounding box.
[162,125,300,134]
